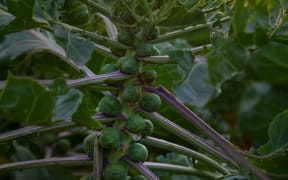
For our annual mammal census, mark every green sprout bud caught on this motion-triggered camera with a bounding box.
[121,84,140,103]
[140,70,157,84]
[118,55,139,74]
[98,96,122,116]
[99,127,121,149]
[141,119,154,137]
[127,143,148,162]
[126,113,145,133]
[140,93,161,112]
[103,163,126,180]
[83,133,96,157]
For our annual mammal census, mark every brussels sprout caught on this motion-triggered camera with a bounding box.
[140,70,157,84]
[130,175,147,180]
[83,133,96,157]
[103,163,126,180]
[99,127,121,149]
[100,64,118,74]
[121,84,140,103]
[66,4,90,26]
[118,28,134,45]
[98,96,122,116]
[141,119,154,137]
[118,55,139,74]
[140,93,161,112]
[146,27,159,40]
[136,43,154,57]
[126,113,145,133]
[127,143,148,162]
[54,139,71,153]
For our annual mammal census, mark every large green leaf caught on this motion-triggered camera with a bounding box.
[173,62,214,107]
[231,0,271,45]
[7,0,35,20]
[237,83,288,145]
[49,79,83,122]
[258,111,288,155]
[248,41,288,87]
[0,30,65,66]
[207,38,248,90]
[248,150,288,179]
[0,74,54,125]
[53,25,95,65]
[159,6,206,28]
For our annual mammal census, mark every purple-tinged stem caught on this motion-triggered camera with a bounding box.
[139,110,237,168]
[122,157,159,180]
[0,155,92,172]
[144,162,222,179]
[143,86,268,180]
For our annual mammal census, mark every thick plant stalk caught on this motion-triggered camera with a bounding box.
[139,110,237,168]
[144,162,222,179]
[0,113,121,143]
[150,16,231,43]
[140,136,229,175]
[0,155,91,172]
[122,157,159,180]
[144,86,268,180]
[93,135,101,180]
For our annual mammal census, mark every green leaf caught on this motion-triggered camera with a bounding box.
[7,0,36,20]
[248,150,288,178]
[248,41,288,87]
[207,38,249,90]
[53,25,95,65]
[169,49,195,79]
[159,6,206,28]
[173,62,214,107]
[0,74,54,125]
[258,111,288,155]
[50,79,84,122]
[0,17,49,38]
[237,83,288,145]
[232,0,270,45]
[72,101,102,130]
[0,9,15,29]
[0,30,65,66]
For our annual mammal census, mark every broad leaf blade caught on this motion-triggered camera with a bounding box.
[248,41,288,87]
[258,111,288,155]
[0,30,65,65]
[173,62,214,107]
[0,74,54,125]
[7,0,36,20]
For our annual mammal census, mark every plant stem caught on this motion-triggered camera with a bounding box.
[138,110,237,168]
[144,162,222,179]
[144,86,268,180]
[0,72,131,90]
[140,136,230,175]
[0,155,220,179]
[93,43,118,60]
[53,21,128,50]
[122,157,159,180]
[80,0,111,18]
[201,0,234,14]
[138,55,174,64]
[93,135,101,180]
[0,155,91,172]
[0,114,120,143]
[150,16,231,43]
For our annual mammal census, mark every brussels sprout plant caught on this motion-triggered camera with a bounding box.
[0,0,288,179]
